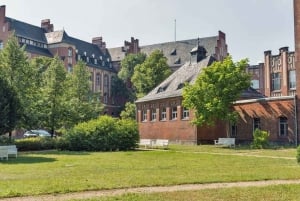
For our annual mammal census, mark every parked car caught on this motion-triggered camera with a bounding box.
[23,130,52,138]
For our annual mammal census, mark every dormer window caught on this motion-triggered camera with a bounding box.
[87,57,90,63]
[84,51,87,56]
[77,54,81,61]
[94,59,97,65]
[102,61,105,67]
[157,87,164,93]
[174,58,181,64]
[92,54,95,58]
[170,48,176,55]
[68,48,73,57]
[177,83,184,90]
[99,56,102,60]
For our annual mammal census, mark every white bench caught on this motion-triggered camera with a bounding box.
[153,139,169,149]
[0,145,18,158]
[214,138,235,148]
[0,147,8,160]
[139,139,154,148]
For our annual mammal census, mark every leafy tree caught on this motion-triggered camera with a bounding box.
[40,56,67,135]
[131,50,171,98]
[0,35,36,131]
[118,53,146,83]
[120,102,136,119]
[183,56,251,128]
[0,77,19,135]
[65,61,102,128]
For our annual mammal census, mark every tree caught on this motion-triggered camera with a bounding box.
[65,61,102,128]
[118,53,146,83]
[0,77,19,135]
[120,102,136,119]
[0,35,36,131]
[131,50,171,98]
[183,56,251,127]
[40,56,67,135]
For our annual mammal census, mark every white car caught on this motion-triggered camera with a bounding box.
[23,130,52,138]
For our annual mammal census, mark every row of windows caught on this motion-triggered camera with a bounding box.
[18,37,47,49]
[141,107,189,122]
[230,117,288,137]
[271,70,296,91]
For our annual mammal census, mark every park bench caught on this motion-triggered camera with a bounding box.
[139,139,154,148]
[0,145,18,158]
[153,139,169,149]
[0,147,8,160]
[214,138,235,148]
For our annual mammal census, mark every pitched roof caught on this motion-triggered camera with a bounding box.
[6,17,47,43]
[46,30,115,72]
[136,56,216,103]
[24,45,53,57]
[140,36,218,68]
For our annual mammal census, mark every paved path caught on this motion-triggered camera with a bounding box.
[2,179,300,201]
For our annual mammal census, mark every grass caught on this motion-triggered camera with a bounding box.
[71,184,300,201]
[0,145,299,198]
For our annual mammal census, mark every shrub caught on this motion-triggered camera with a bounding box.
[251,129,269,149]
[58,115,139,151]
[0,136,15,145]
[15,137,57,151]
[297,146,300,163]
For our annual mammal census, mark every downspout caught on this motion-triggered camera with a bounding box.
[294,95,298,147]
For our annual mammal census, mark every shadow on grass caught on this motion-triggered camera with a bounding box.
[0,155,57,164]
[21,150,91,156]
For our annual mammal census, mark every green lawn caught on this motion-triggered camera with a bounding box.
[0,145,299,198]
[71,184,300,201]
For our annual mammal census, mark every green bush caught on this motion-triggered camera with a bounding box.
[0,136,15,145]
[15,137,57,151]
[251,129,269,149]
[297,146,300,163]
[58,115,139,151]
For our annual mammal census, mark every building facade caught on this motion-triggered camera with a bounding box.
[0,5,119,115]
[136,21,298,145]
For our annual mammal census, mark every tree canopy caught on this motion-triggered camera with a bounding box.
[118,53,146,83]
[131,50,171,98]
[183,56,251,126]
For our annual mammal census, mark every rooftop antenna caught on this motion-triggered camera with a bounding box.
[174,19,176,42]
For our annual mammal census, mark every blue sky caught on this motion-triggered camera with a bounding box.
[1,0,294,64]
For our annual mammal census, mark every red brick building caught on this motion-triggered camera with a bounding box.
[0,5,120,116]
[136,8,298,145]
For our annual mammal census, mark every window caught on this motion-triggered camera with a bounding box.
[67,64,73,73]
[279,117,288,136]
[96,73,101,86]
[142,110,147,122]
[230,124,237,137]
[251,80,259,89]
[289,70,296,89]
[253,118,260,131]
[161,108,166,121]
[172,106,177,120]
[151,108,156,121]
[182,107,189,119]
[68,48,73,57]
[272,73,281,91]
[104,74,109,94]
[90,72,94,82]
[0,41,3,50]
[94,59,97,65]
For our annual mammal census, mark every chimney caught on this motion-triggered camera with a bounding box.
[41,19,53,33]
[92,36,107,53]
[0,5,6,23]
